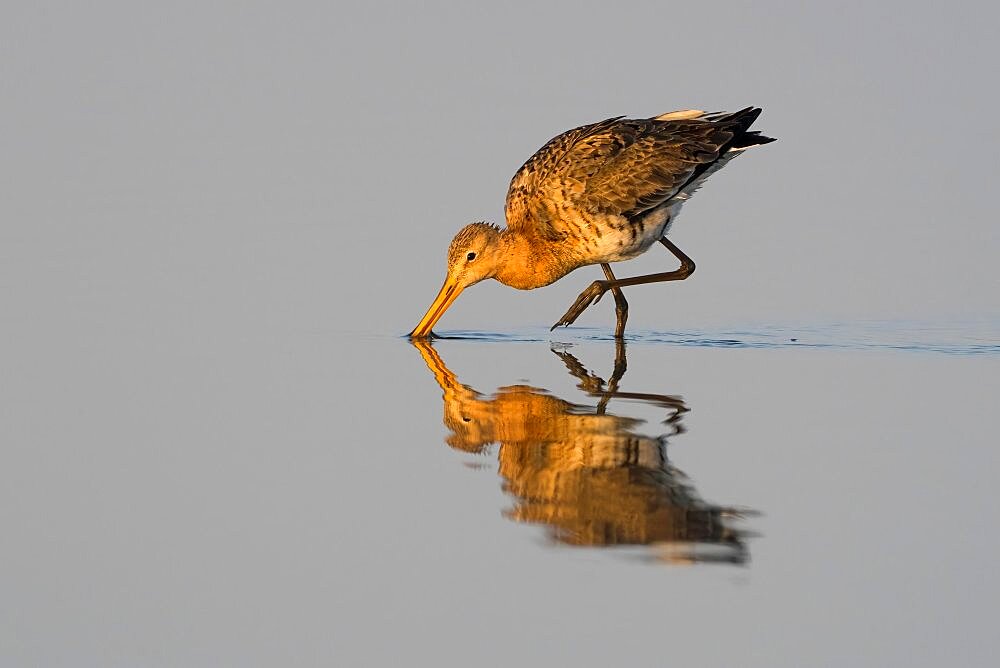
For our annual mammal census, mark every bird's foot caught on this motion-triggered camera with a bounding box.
[551,280,610,330]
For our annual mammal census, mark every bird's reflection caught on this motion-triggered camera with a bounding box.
[414,340,753,565]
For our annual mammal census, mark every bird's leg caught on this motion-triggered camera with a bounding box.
[551,237,696,330]
[601,263,629,339]
[609,336,627,388]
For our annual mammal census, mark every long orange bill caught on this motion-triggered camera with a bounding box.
[409,279,464,338]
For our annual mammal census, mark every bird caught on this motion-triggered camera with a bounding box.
[409,107,775,338]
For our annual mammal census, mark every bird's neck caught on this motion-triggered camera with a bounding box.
[494,229,574,290]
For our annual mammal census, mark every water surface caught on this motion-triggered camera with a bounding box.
[436,318,1000,355]
[3,320,998,666]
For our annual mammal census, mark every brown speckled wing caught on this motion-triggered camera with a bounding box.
[504,114,741,239]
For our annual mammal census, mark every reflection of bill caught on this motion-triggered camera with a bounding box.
[413,341,754,565]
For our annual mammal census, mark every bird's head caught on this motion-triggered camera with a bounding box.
[410,222,504,337]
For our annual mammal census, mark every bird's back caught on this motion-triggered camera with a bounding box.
[504,108,774,265]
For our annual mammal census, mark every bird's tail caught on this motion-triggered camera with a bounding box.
[714,107,776,150]
[661,107,775,201]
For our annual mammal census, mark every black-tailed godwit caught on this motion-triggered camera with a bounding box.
[410,107,774,338]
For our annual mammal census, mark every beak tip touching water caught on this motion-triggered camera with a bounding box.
[409,279,464,339]
[408,331,437,341]
[407,327,436,339]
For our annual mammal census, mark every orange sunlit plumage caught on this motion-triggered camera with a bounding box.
[409,107,774,338]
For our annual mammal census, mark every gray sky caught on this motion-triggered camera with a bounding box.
[2,1,998,336]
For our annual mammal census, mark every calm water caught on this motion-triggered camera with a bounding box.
[3,317,998,666]
[5,2,1000,664]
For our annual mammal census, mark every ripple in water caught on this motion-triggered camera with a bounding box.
[427,318,1000,355]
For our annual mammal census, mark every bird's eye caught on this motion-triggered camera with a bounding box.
[466,252,477,262]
